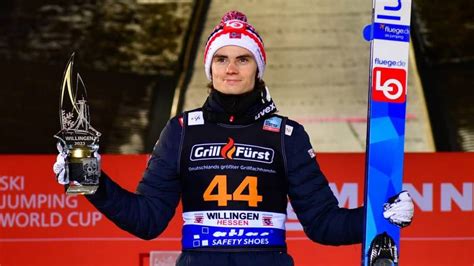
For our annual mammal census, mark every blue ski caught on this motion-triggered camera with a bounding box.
[362,0,413,265]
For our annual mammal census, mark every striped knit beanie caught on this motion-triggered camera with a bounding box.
[204,11,266,81]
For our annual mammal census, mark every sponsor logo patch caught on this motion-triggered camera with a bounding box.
[194,213,204,224]
[285,125,293,136]
[188,111,204,126]
[263,215,273,226]
[229,32,241,39]
[263,116,282,132]
[190,137,274,164]
[255,102,276,120]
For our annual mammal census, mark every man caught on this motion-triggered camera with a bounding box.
[54,11,413,265]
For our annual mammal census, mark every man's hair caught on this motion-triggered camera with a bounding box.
[207,77,266,94]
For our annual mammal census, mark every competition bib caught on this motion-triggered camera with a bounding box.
[182,210,286,248]
[179,111,288,250]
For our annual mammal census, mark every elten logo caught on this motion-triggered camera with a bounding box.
[372,67,406,103]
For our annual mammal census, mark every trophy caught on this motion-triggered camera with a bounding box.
[54,53,101,195]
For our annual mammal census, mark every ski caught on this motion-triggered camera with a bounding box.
[362,0,413,265]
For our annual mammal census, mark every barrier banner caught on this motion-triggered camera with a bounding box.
[1,153,473,265]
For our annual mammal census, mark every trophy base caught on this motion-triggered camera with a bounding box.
[66,182,98,195]
[66,157,100,195]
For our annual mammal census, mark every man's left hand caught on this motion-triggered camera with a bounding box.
[383,191,414,228]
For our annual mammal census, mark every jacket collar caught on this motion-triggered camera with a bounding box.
[202,87,277,125]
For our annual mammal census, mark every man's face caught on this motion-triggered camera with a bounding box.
[211,45,257,95]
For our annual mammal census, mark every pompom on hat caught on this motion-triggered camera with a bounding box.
[204,11,266,81]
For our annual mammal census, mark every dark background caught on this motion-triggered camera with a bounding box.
[0,0,472,153]
[411,0,474,151]
[0,0,195,153]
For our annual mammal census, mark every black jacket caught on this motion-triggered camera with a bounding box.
[86,90,363,264]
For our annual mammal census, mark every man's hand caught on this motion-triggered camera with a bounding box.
[52,142,101,185]
[383,191,414,228]
[53,142,68,184]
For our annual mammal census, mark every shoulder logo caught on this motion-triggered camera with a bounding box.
[188,111,204,126]
[285,125,293,136]
[262,116,282,132]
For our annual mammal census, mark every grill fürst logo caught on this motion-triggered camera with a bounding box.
[190,138,274,164]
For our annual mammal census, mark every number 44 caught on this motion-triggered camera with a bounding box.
[203,175,263,207]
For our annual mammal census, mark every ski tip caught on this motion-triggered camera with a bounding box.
[362,24,374,42]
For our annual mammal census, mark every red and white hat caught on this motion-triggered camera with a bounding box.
[204,11,266,81]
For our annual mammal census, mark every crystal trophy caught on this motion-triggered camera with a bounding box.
[54,53,101,195]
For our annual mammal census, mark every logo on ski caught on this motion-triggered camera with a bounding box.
[373,23,410,42]
[372,67,406,103]
[376,0,402,21]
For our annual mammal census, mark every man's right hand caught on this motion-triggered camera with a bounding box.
[53,142,101,185]
[383,191,414,228]
[53,142,68,185]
